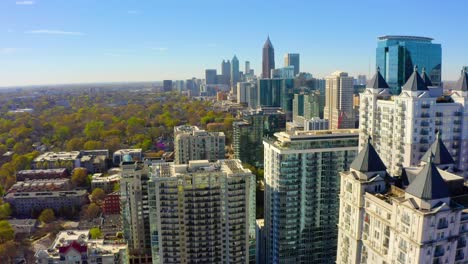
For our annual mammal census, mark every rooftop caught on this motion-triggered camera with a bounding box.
[378,35,433,42]
[34,151,81,162]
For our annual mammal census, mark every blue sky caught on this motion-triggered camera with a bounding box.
[0,0,467,86]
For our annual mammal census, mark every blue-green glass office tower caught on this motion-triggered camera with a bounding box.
[376,35,441,94]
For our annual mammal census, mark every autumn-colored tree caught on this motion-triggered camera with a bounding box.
[89,227,102,239]
[0,203,12,220]
[84,203,101,219]
[38,208,56,224]
[71,168,88,187]
[91,188,106,202]
[0,221,14,242]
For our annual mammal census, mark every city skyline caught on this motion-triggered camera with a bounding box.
[1,0,468,87]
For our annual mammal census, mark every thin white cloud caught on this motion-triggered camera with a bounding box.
[127,10,140,15]
[26,29,84,36]
[0,48,23,54]
[208,43,217,47]
[104,53,122,57]
[151,47,168,52]
[16,1,35,5]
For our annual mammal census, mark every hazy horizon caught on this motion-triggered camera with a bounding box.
[1,0,467,86]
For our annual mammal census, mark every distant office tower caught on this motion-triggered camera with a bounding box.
[262,37,275,78]
[174,80,184,92]
[284,53,300,76]
[263,130,358,264]
[360,67,468,178]
[293,91,320,123]
[247,82,259,109]
[258,79,282,107]
[304,117,329,131]
[257,78,294,113]
[376,35,442,94]
[163,80,172,92]
[205,69,217,85]
[231,55,240,90]
[120,159,153,264]
[355,74,367,85]
[336,137,468,264]
[222,59,231,85]
[186,78,200,96]
[324,71,355,129]
[173,125,225,164]
[237,82,254,104]
[233,108,286,166]
[271,66,295,79]
[148,160,256,264]
[245,61,251,74]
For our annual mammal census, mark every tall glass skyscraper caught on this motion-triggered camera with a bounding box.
[376,35,441,94]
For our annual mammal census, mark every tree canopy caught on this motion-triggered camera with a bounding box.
[38,209,55,224]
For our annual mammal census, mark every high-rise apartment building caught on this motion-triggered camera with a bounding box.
[262,37,275,78]
[205,69,217,85]
[284,53,300,76]
[173,125,225,164]
[336,137,468,264]
[293,91,321,124]
[120,159,153,264]
[359,68,468,178]
[231,55,240,90]
[324,71,355,129]
[376,35,442,94]
[263,129,359,263]
[148,160,256,264]
[233,108,286,166]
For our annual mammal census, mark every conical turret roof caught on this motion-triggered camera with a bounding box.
[350,137,387,173]
[421,68,433,86]
[455,68,468,91]
[421,132,455,166]
[406,155,450,200]
[402,66,428,91]
[368,67,389,89]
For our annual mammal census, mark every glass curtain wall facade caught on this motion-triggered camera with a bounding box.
[263,131,358,264]
[376,35,441,94]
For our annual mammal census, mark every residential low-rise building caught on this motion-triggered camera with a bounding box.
[16,168,68,181]
[35,230,128,264]
[102,192,120,215]
[113,149,142,166]
[33,151,81,170]
[5,189,88,217]
[91,173,120,193]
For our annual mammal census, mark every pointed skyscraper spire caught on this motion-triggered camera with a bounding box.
[406,154,450,200]
[368,66,390,89]
[454,68,468,91]
[421,67,433,87]
[421,131,455,166]
[262,36,275,78]
[402,65,428,91]
[350,136,387,173]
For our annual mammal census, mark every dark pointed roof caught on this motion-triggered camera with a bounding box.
[421,132,455,165]
[350,137,387,173]
[232,55,238,61]
[406,156,450,200]
[455,69,468,91]
[421,68,433,86]
[263,36,273,49]
[402,66,428,91]
[368,67,389,89]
